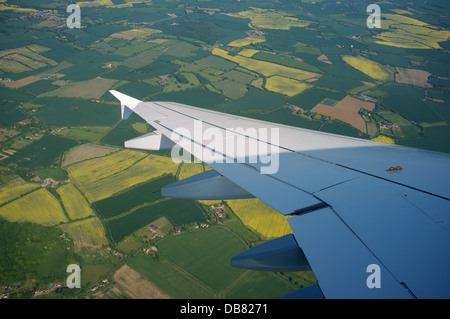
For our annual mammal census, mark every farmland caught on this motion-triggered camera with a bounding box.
[0,180,39,206]
[226,198,292,239]
[56,183,95,220]
[41,78,118,100]
[213,48,318,82]
[127,226,302,298]
[0,45,56,73]
[62,143,119,167]
[2,136,78,170]
[60,217,108,253]
[265,76,310,96]
[341,56,391,82]
[105,198,206,243]
[177,163,204,181]
[66,150,178,202]
[374,14,450,49]
[228,36,265,47]
[58,126,111,143]
[0,0,449,299]
[0,188,67,225]
[227,7,311,30]
[92,175,174,219]
[311,95,375,133]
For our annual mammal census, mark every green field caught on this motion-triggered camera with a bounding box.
[59,126,111,143]
[35,97,119,127]
[398,126,450,153]
[1,0,450,299]
[105,198,206,243]
[128,226,300,298]
[0,101,28,126]
[93,175,174,219]
[381,95,442,123]
[287,87,346,110]
[3,135,78,169]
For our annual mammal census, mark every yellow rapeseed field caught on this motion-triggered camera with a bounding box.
[371,135,395,144]
[61,217,108,253]
[341,55,391,81]
[265,76,311,96]
[67,150,179,202]
[374,14,450,49]
[0,181,39,206]
[121,28,162,38]
[77,0,113,7]
[238,49,260,57]
[228,37,265,47]
[178,163,204,181]
[227,7,311,30]
[0,188,67,225]
[0,0,36,12]
[213,48,317,81]
[57,183,95,220]
[67,149,146,184]
[226,198,291,239]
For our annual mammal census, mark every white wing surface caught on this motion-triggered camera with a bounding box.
[110,90,450,299]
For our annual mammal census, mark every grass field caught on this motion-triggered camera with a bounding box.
[59,126,111,143]
[341,56,391,81]
[128,253,215,298]
[195,56,236,71]
[92,175,174,219]
[0,181,39,206]
[213,79,248,99]
[381,95,441,124]
[62,144,119,167]
[60,217,107,253]
[41,78,118,100]
[226,198,291,239]
[163,72,202,93]
[157,226,248,294]
[3,135,78,170]
[105,198,205,243]
[128,226,299,298]
[377,110,422,139]
[57,183,95,220]
[0,188,68,225]
[34,168,67,181]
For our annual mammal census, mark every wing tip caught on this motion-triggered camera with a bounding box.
[109,90,142,109]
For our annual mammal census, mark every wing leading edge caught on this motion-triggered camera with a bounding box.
[110,90,450,299]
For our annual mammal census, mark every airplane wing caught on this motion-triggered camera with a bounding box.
[110,90,450,299]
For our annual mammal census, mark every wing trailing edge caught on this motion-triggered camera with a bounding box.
[161,170,255,200]
[124,131,176,151]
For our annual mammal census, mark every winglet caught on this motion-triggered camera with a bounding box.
[109,90,142,120]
